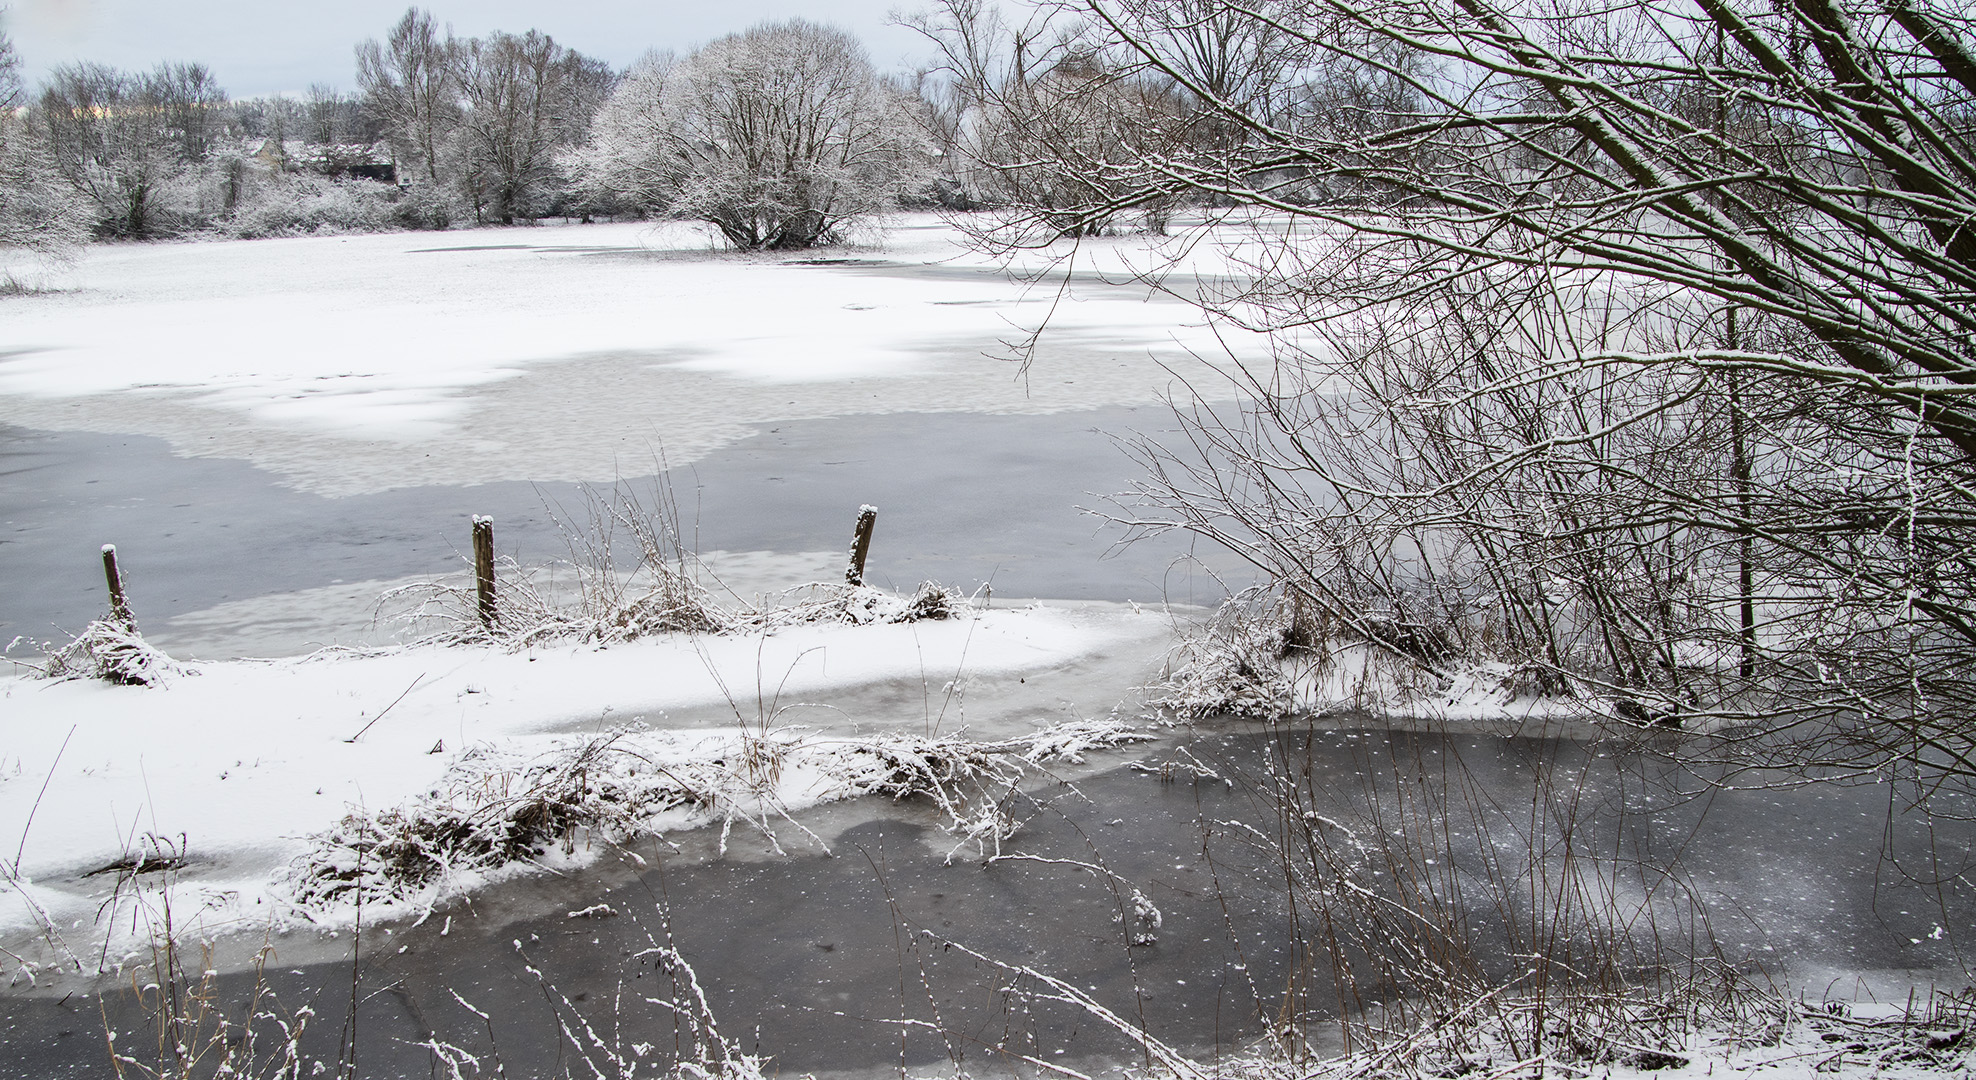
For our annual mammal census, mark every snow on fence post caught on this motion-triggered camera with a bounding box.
[101,544,135,630]
[845,505,878,586]
[472,516,497,629]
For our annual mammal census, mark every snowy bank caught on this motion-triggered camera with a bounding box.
[0,599,1175,980]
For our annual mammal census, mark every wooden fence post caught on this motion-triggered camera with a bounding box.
[101,544,135,630]
[845,505,878,586]
[472,516,497,628]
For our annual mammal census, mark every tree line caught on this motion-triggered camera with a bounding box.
[0,1,1359,261]
[0,9,983,257]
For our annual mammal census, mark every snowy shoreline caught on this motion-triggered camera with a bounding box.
[0,598,1179,982]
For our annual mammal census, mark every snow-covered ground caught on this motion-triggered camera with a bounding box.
[0,215,1266,496]
[0,598,1179,978]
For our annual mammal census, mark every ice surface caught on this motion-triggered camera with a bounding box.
[0,216,1265,496]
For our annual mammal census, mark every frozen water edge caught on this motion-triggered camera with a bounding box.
[0,597,1189,977]
[141,548,848,660]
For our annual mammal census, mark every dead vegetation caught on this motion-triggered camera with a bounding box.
[1152,588,1599,725]
[283,719,1152,915]
[31,618,184,687]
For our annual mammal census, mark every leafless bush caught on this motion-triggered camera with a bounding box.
[222,173,397,238]
[442,912,777,1080]
[752,579,965,629]
[1153,588,1309,721]
[386,480,736,647]
[101,837,316,1080]
[1232,729,1768,1066]
[1152,587,1584,724]
[934,0,1976,795]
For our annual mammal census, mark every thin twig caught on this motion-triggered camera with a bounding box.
[13,724,77,874]
[345,673,426,743]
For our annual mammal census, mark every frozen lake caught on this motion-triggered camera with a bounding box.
[1,216,1259,655]
[2,218,1969,1078]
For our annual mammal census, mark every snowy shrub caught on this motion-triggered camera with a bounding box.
[386,482,738,647]
[384,180,457,230]
[565,22,928,250]
[1152,590,1306,721]
[37,618,183,686]
[1154,587,1597,723]
[226,174,396,238]
[285,730,714,912]
[0,112,91,275]
[756,580,965,628]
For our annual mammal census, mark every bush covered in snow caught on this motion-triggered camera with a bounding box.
[564,22,927,250]
[224,174,395,238]
[1153,588,1600,724]
[36,618,184,686]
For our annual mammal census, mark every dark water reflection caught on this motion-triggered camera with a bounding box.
[8,727,1969,1079]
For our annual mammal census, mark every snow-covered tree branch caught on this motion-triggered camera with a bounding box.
[945,0,1976,788]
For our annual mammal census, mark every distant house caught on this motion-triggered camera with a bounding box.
[344,162,398,184]
[254,140,399,184]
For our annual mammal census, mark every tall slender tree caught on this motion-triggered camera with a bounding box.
[452,29,613,224]
[356,8,458,183]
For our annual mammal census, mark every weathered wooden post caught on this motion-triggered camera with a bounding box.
[101,544,135,630]
[845,505,878,586]
[472,516,497,628]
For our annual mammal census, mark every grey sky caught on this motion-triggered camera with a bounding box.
[4,0,938,97]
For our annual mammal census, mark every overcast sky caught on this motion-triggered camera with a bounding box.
[4,0,938,97]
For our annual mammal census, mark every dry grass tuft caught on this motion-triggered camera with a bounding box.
[36,619,184,686]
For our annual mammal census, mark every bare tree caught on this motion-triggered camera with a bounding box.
[356,7,458,183]
[967,0,1976,787]
[910,0,1329,231]
[0,28,90,263]
[34,61,225,237]
[303,83,362,146]
[153,61,227,161]
[452,29,612,224]
[0,23,20,111]
[568,21,926,249]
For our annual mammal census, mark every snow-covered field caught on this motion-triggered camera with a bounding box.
[0,598,1177,977]
[0,215,1264,496]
